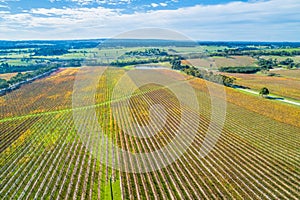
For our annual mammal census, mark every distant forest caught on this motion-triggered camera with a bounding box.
[1,40,300,49]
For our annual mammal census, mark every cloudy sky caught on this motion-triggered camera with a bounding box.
[0,0,299,41]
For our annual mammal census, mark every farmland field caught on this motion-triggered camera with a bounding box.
[276,69,300,79]
[261,56,300,62]
[0,67,299,199]
[0,73,18,80]
[187,56,257,70]
[221,72,300,100]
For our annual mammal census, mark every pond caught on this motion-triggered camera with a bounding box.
[134,65,168,70]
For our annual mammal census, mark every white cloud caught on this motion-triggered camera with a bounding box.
[70,0,94,5]
[0,0,300,41]
[151,3,159,8]
[67,0,131,5]
[150,2,168,7]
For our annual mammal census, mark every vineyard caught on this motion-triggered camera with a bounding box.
[0,67,300,199]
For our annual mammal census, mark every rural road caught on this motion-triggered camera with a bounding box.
[236,88,300,107]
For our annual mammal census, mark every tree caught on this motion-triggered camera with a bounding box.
[279,58,294,66]
[257,58,275,70]
[222,75,235,86]
[170,60,182,70]
[259,87,270,98]
[0,78,9,89]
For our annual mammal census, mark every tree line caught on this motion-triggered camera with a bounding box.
[220,57,300,73]
[33,48,70,56]
[257,57,300,69]
[210,49,300,57]
[170,60,235,87]
[124,48,168,57]
[219,66,261,73]
[110,56,175,67]
[0,60,81,74]
[0,66,58,90]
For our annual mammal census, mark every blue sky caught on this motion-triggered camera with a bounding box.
[0,0,299,41]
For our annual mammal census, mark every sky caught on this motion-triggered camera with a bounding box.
[0,0,299,41]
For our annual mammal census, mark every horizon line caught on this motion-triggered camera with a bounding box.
[1,38,300,43]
